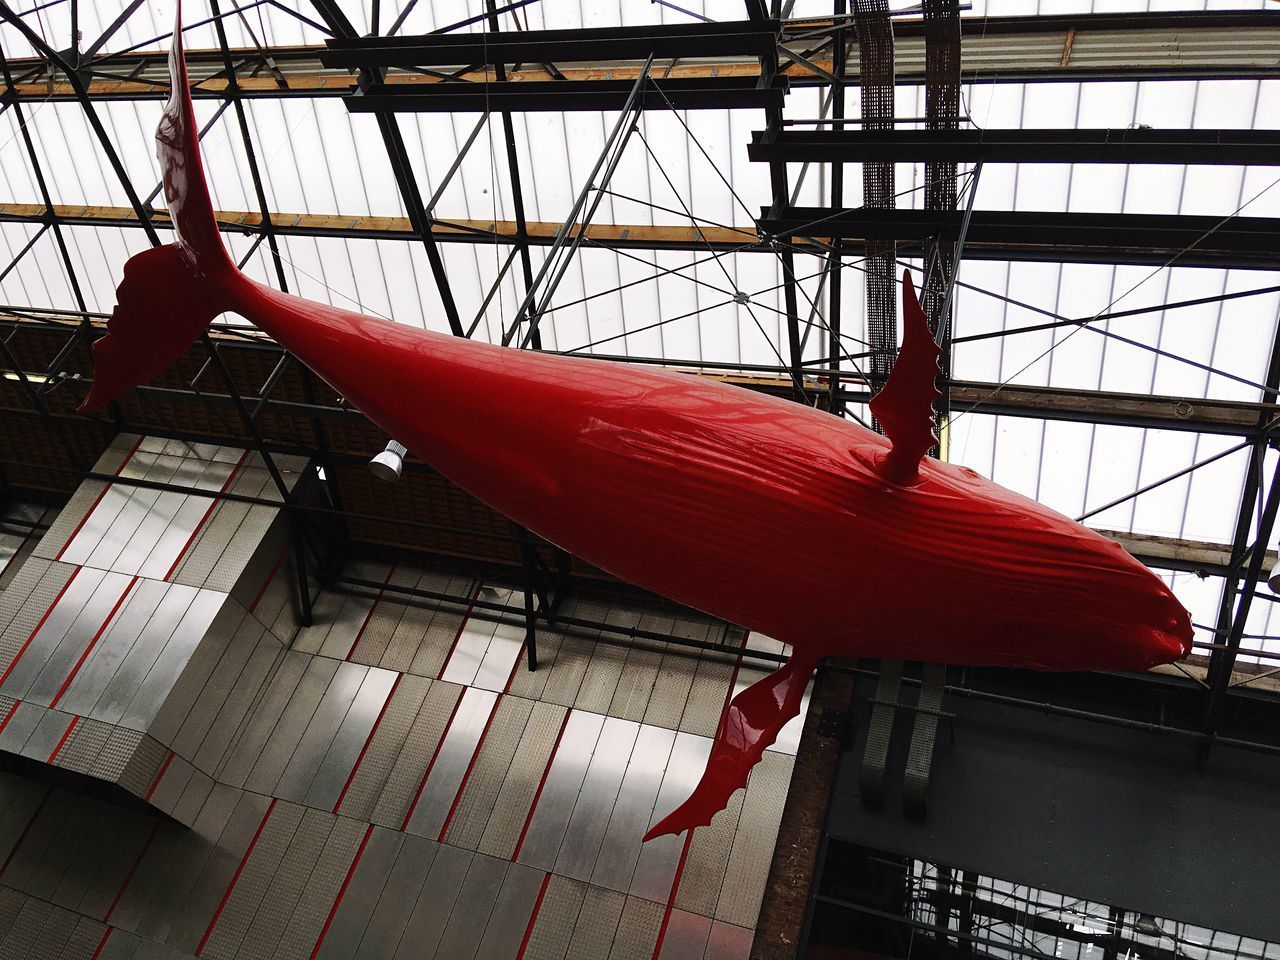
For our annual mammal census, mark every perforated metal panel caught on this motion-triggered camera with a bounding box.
[0,535,800,959]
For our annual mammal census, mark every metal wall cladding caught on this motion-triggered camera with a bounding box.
[0,519,805,956]
[0,435,301,824]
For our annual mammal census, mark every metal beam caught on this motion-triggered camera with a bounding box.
[759,208,1280,270]
[319,19,779,68]
[748,128,1280,165]
[20,201,1280,271]
[3,11,1270,103]
[344,76,787,114]
[483,0,536,347]
[1202,457,1280,738]
[0,200,764,251]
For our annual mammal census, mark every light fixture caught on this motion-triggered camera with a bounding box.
[1269,563,1280,593]
[369,439,407,482]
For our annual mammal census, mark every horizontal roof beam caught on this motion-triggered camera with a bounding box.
[1,11,1274,102]
[344,77,789,113]
[749,128,1280,166]
[14,203,1280,270]
[0,201,757,251]
[320,19,780,69]
[946,382,1277,437]
[759,207,1279,270]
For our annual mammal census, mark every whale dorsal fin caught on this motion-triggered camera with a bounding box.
[868,270,942,484]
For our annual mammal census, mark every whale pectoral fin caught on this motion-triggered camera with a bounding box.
[868,270,942,484]
[643,650,820,841]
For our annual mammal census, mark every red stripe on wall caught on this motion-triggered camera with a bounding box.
[307,823,374,960]
[514,872,553,960]
[103,819,160,923]
[345,564,398,661]
[436,581,484,678]
[399,688,466,833]
[89,926,113,960]
[0,699,21,736]
[333,673,402,814]
[248,545,290,614]
[47,714,79,764]
[164,450,250,582]
[510,708,573,863]
[0,566,81,688]
[56,435,145,561]
[437,694,502,842]
[49,575,139,709]
[143,750,176,802]
[504,635,531,694]
[650,827,697,959]
[195,798,276,957]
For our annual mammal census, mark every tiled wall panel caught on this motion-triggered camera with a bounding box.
[0,448,795,959]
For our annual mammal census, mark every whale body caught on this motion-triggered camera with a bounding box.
[80,13,1192,840]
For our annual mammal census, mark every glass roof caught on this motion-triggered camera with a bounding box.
[0,0,1277,663]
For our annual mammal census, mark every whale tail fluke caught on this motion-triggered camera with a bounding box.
[643,649,820,841]
[80,1,240,413]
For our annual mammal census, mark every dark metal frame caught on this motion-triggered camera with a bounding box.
[0,2,1275,740]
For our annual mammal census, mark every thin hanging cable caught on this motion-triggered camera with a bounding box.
[950,170,1280,426]
[633,124,834,416]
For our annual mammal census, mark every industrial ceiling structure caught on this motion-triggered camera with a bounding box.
[0,0,1279,832]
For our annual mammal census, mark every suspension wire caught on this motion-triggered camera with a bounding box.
[516,166,979,332]
[598,187,759,238]
[580,235,737,300]
[563,295,741,354]
[1074,440,1252,524]
[634,124,834,416]
[950,170,1280,426]
[951,283,1280,347]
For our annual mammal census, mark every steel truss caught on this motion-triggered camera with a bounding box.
[0,1,1276,739]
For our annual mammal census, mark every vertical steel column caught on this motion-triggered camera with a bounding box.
[1201,452,1280,743]
[828,0,854,417]
[1201,279,1280,748]
[921,0,961,443]
[0,39,102,467]
[0,43,92,331]
[485,0,538,347]
[762,1,807,403]
[515,525,539,671]
[200,335,315,626]
[852,0,896,424]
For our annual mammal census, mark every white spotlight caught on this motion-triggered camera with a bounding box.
[369,440,407,482]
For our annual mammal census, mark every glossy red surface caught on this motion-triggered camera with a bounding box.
[81,10,1192,839]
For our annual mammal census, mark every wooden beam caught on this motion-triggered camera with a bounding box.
[0,201,761,250]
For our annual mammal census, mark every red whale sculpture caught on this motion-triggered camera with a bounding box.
[81,15,1192,840]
